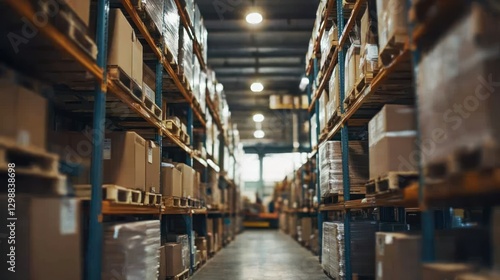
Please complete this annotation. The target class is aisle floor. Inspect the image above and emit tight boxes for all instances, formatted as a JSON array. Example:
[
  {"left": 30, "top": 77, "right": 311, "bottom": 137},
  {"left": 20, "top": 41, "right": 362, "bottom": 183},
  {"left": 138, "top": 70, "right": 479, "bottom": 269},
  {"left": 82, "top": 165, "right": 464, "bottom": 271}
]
[{"left": 192, "top": 230, "right": 329, "bottom": 280}]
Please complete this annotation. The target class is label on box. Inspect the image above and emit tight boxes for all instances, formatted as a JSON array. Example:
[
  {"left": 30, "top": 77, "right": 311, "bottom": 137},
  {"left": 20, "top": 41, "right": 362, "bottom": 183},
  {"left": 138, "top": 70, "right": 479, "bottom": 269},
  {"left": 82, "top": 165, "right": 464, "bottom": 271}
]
[
  {"left": 148, "top": 147, "right": 153, "bottom": 163},
  {"left": 103, "top": 139, "right": 111, "bottom": 160},
  {"left": 385, "top": 235, "right": 393, "bottom": 244},
  {"left": 60, "top": 199, "right": 77, "bottom": 235}
]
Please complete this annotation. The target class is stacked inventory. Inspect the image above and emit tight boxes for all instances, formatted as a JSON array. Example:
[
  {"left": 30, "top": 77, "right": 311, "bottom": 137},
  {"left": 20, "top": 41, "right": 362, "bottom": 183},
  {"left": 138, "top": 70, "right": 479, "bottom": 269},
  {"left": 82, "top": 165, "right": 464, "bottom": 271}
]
[{"left": 319, "top": 141, "right": 369, "bottom": 198}]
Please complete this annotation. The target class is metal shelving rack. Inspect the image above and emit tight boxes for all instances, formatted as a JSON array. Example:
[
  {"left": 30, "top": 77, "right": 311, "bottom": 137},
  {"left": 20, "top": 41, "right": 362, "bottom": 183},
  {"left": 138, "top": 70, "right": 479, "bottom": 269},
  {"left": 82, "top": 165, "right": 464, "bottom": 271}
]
[{"left": 1, "top": 0, "right": 239, "bottom": 278}]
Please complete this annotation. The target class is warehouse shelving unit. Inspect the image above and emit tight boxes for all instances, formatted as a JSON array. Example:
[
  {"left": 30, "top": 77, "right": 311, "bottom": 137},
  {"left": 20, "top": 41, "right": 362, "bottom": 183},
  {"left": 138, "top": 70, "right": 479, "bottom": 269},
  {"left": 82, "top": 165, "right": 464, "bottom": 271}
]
[{"left": 1, "top": 0, "right": 242, "bottom": 279}]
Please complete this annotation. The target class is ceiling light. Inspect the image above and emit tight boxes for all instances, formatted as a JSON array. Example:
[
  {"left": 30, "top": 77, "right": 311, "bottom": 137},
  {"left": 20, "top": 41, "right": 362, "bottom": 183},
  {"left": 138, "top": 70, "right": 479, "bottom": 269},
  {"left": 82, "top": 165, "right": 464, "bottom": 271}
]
[
  {"left": 246, "top": 12, "right": 263, "bottom": 25},
  {"left": 250, "top": 82, "right": 264, "bottom": 92},
  {"left": 253, "top": 113, "right": 265, "bottom": 123},
  {"left": 254, "top": 130, "right": 265, "bottom": 139},
  {"left": 216, "top": 83, "right": 224, "bottom": 92}
]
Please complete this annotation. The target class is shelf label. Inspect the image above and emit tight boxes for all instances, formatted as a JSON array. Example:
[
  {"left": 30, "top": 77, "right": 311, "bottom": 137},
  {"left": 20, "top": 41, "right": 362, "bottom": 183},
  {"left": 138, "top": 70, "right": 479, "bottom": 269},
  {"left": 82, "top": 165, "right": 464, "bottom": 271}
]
[
  {"left": 104, "top": 139, "right": 111, "bottom": 160},
  {"left": 60, "top": 199, "right": 77, "bottom": 235}
]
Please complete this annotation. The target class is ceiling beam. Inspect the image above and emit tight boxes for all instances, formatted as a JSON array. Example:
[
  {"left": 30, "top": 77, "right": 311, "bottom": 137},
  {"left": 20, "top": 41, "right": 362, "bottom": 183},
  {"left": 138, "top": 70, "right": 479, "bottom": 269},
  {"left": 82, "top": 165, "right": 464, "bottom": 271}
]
[{"left": 205, "top": 19, "right": 314, "bottom": 32}]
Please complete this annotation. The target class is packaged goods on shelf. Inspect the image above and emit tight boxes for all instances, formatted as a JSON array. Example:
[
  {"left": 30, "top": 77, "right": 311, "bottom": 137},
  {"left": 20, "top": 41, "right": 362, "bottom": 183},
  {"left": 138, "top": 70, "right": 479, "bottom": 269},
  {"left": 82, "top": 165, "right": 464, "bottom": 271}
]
[
  {"left": 320, "top": 29, "right": 330, "bottom": 69},
  {"left": 368, "top": 105, "right": 416, "bottom": 179},
  {"left": 193, "top": 171, "right": 201, "bottom": 199},
  {"left": 305, "top": 37, "right": 314, "bottom": 70},
  {"left": 422, "top": 263, "right": 477, "bottom": 280},
  {"left": 206, "top": 69, "right": 216, "bottom": 101},
  {"left": 166, "top": 234, "right": 190, "bottom": 271},
  {"left": 328, "top": 65, "right": 340, "bottom": 120},
  {"left": 65, "top": 0, "right": 91, "bottom": 27},
  {"left": 359, "top": 4, "right": 379, "bottom": 80},
  {"left": 322, "top": 222, "right": 344, "bottom": 278},
  {"left": 311, "top": 113, "right": 318, "bottom": 148},
  {"left": 131, "top": 32, "right": 143, "bottom": 88},
  {"left": 0, "top": 195, "right": 81, "bottom": 280},
  {"left": 108, "top": 9, "right": 134, "bottom": 79},
  {"left": 376, "top": 232, "right": 422, "bottom": 280},
  {"left": 102, "top": 221, "right": 160, "bottom": 280},
  {"left": 417, "top": 4, "right": 500, "bottom": 171},
  {"left": 159, "top": 245, "right": 167, "bottom": 279},
  {"left": 143, "top": 63, "right": 156, "bottom": 101},
  {"left": 300, "top": 218, "right": 312, "bottom": 246},
  {"left": 184, "top": 0, "right": 195, "bottom": 25},
  {"left": 176, "top": 163, "right": 195, "bottom": 198},
  {"left": 194, "top": 5, "right": 202, "bottom": 43},
  {"left": 344, "top": 44, "right": 361, "bottom": 101},
  {"left": 319, "top": 141, "right": 369, "bottom": 197},
  {"left": 145, "top": 141, "right": 160, "bottom": 192},
  {"left": 0, "top": 76, "right": 47, "bottom": 149},
  {"left": 135, "top": 0, "right": 164, "bottom": 36},
  {"left": 289, "top": 216, "right": 297, "bottom": 237},
  {"left": 206, "top": 114, "right": 214, "bottom": 156},
  {"left": 103, "top": 132, "right": 146, "bottom": 190},
  {"left": 164, "top": 0, "right": 180, "bottom": 64},
  {"left": 199, "top": 71, "right": 207, "bottom": 113},
  {"left": 179, "top": 26, "right": 194, "bottom": 89},
  {"left": 163, "top": 243, "right": 184, "bottom": 277},
  {"left": 319, "top": 90, "right": 328, "bottom": 131},
  {"left": 376, "top": 0, "right": 408, "bottom": 55},
  {"left": 161, "top": 162, "right": 182, "bottom": 197},
  {"left": 192, "top": 54, "right": 201, "bottom": 101}
]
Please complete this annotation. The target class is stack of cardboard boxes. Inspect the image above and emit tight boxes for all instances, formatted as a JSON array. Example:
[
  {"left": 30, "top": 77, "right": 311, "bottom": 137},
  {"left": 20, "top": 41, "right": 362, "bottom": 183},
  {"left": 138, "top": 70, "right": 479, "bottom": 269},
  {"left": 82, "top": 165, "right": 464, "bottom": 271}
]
[{"left": 161, "top": 162, "right": 200, "bottom": 200}]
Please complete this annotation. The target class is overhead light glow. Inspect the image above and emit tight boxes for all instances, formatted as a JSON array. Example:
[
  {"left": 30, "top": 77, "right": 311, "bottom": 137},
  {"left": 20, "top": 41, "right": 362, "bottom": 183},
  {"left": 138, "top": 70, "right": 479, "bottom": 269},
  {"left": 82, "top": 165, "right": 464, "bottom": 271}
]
[
  {"left": 299, "top": 76, "right": 310, "bottom": 91},
  {"left": 253, "top": 113, "right": 265, "bottom": 123},
  {"left": 246, "top": 12, "right": 263, "bottom": 25},
  {"left": 216, "top": 83, "right": 224, "bottom": 92},
  {"left": 301, "top": 77, "right": 310, "bottom": 85},
  {"left": 254, "top": 130, "right": 265, "bottom": 139},
  {"left": 250, "top": 82, "right": 264, "bottom": 92}
]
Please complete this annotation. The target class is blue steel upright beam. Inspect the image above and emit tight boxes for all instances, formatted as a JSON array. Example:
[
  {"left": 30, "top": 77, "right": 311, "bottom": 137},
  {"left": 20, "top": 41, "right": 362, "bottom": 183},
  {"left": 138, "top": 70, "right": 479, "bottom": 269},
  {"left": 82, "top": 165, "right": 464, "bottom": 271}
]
[
  {"left": 313, "top": 58, "right": 324, "bottom": 262},
  {"left": 406, "top": 0, "right": 435, "bottom": 262},
  {"left": 87, "top": 0, "right": 109, "bottom": 279},
  {"left": 337, "top": 0, "right": 352, "bottom": 278},
  {"left": 186, "top": 106, "right": 193, "bottom": 166}
]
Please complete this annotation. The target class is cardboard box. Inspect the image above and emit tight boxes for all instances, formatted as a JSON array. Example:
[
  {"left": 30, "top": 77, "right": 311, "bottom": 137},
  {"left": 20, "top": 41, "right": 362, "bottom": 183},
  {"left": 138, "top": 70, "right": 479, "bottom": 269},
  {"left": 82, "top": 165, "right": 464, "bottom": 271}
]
[
  {"left": 103, "top": 132, "right": 146, "bottom": 190},
  {"left": 369, "top": 105, "right": 417, "bottom": 179},
  {"left": 145, "top": 141, "right": 160, "bottom": 192},
  {"left": 65, "top": 0, "right": 91, "bottom": 26},
  {"left": 423, "top": 263, "right": 477, "bottom": 280},
  {"left": 195, "top": 237, "right": 207, "bottom": 251},
  {"left": 161, "top": 165, "right": 182, "bottom": 197},
  {"left": 0, "top": 195, "right": 81, "bottom": 280},
  {"left": 207, "top": 218, "right": 214, "bottom": 235},
  {"left": 176, "top": 163, "right": 195, "bottom": 198},
  {"left": 376, "top": 0, "right": 407, "bottom": 53},
  {"left": 193, "top": 171, "right": 201, "bottom": 199},
  {"left": 0, "top": 79, "right": 47, "bottom": 149},
  {"left": 165, "top": 243, "right": 184, "bottom": 277},
  {"left": 206, "top": 233, "right": 214, "bottom": 254},
  {"left": 376, "top": 232, "right": 421, "bottom": 280},
  {"left": 344, "top": 44, "right": 361, "bottom": 99},
  {"left": 301, "top": 217, "right": 312, "bottom": 246},
  {"left": 108, "top": 9, "right": 133, "bottom": 78},
  {"left": 131, "top": 32, "right": 143, "bottom": 88},
  {"left": 159, "top": 246, "right": 167, "bottom": 280}
]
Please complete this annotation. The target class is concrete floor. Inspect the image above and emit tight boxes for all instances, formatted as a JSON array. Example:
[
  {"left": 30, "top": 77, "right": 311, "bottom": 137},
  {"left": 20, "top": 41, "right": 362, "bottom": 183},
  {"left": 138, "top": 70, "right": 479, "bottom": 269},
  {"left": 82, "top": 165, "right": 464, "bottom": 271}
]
[{"left": 192, "top": 230, "right": 329, "bottom": 280}]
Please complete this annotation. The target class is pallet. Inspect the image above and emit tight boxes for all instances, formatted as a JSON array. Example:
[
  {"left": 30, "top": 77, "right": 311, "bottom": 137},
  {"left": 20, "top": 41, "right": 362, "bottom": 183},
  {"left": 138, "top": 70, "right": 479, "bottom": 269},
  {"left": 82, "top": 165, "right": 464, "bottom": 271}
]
[
  {"left": 142, "top": 95, "right": 162, "bottom": 120},
  {"left": 75, "top": 184, "right": 143, "bottom": 205},
  {"left": 143, "top": 191, "right": 162, "bottom": 206},
  {"left": 108, "top": 66, "right": 143, "bottom": 102},
  {"left": 365, "top": 172, "right": 419, "bottom": 194},
  {"left": 355, "top": 69, "right": 378, "bottom": 96},
  {"left": 164, "top": 119, "right": 182, "bottom": 138},
  {"left": 322, "top": 191, "right": 366, "bottom": 204},
  {"left": 327, "top": 108, "right": 342, "bottom": 130},
  {"left": 167, "top": 268, "right": 189, "bottom": 280},
  {"left": 343, "top": 86, "right": 360, "bottom": 110},
  {"left": 35, "top": 0, "right": 98, "bottom": 60},
  {"left": 379, "top": 31, "right": 408, "bottom": 67},
  {"left": 189, "top": 198, "right": 202, "bottom": 209},
  {"left": 163, "top": 196, "right": 189, "bottom": 208}
]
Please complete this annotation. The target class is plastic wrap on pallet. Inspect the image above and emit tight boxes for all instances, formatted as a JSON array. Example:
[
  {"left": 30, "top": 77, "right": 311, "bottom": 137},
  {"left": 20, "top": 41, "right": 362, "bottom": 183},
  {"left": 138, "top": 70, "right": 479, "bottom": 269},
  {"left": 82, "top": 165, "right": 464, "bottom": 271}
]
[
  {"left": 102, "top": 221, "right": 160, "bottom": 280},
  {"left": 201, "top": 24, "right": 208, "bottom": 63},
  {"left": 206, "top": 68, "right": 216, "bottom": 101},
  {"left": 184, "top": 0, "right": 195, "bottom": 26},
  {"left": 194, "top": 4, "right": 202, "bottom": 43},
  {"left": 138, "top": 0, "right": 164, "bottom": 35},
  {"left": 179, "top": 26, "right": 194, "bottom": 89},
  {"left": 192, "top": 54, "right": 201, "bottom": 101},
  {"left": 166, "top": 234, "right": 190, "bottom": 270},
  {"left": 328, "top": 65, "right": 340, "bottom": 118},
  {"left": 320, "top": 28, "right": 330, "bottom": 69},
  {"left": 319, "top": 141, "right": 369, "bottom": 197},
  {"left": 318, "top": 90, "right": 327, "bottom": 131},
  {"left": 344, "top": 44, "right": 361, "bottom": 99},
  {"left": 376, "top": 0, "right": 408, "bottom": 53},
  {"left": 199, "top": 71, "right": 207, "bottom": 113},
  {"left": 417, "top": 4, "right": 500, "bottom": 169},
  {"left": 164, "top": 0, "right": 179, "bottom": 64}
]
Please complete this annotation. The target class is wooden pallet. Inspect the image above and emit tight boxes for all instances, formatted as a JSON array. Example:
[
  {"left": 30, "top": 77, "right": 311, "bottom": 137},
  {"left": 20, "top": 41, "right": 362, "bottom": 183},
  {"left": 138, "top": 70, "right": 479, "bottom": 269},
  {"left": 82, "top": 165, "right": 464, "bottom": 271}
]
[
  {"left": 322, "top": 191, "right": 366, "bottom": 204},
  {"left": 36, "top": 0, "right": 97, "bottom": 59},
  {"left": 75, "top": 184, "right": 143, "bottom": 205},
  {"left": 142, "top": 95, "right": 162, "bottom": 120},
  {"left": 343, "top": 86, "right": 360, "bottom": 110},
  {"left": 143, "top": 191, "right": 162, "bottom": 206},
  {"left": 163, "top": 196, "right": 188, "bottom": 208},
  {"left": 167, "top": 268, "right": 189, "bottom": 280},
  {"left": 355, "top": 68, "right": 378, "bottom": 95},
  {"left": 164, "top": 119, "right": 182, "bottom": 137},
  {"left": 108, "top": 66, "right": 143, "bottom": 102},
  {"left": 327, "top": 108, "right": 342, "bottom": 130},
  {"left": 365, "top": 171, "right": 419, "bottom": 194},
  {"left": 379, "top": 31, "right": 408, "bottom": 67}
]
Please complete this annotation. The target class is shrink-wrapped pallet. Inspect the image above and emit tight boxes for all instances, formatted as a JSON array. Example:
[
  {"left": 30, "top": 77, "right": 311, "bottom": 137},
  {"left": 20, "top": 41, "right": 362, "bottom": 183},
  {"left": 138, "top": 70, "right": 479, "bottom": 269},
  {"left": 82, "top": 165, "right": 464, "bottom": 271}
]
[
  {"left": 328, "top": 65, "right": 340, "bottom": 121},
  {"left": 192, "top": 54, "right": 201, "bottom": 102},
  {"left": 136, "top": 0, "right": 164, "bottom": 35},
  {"left": 178, "top": 26, "right": 194, "bottom": 89},
  {"left": 164, "top": 0, "right": 179, "bottom": 64},
  {"left": 376, "top": 0, "right": 408, "bottom": 54},
  {"left": 166, "top": 234, "right": 190, "bottom": 271},
  {"left": 344, "top": 44, "right": 361, "bottom": 100},
  {"left": 102, "top": 221, "right": 161, "bottom": 280}
]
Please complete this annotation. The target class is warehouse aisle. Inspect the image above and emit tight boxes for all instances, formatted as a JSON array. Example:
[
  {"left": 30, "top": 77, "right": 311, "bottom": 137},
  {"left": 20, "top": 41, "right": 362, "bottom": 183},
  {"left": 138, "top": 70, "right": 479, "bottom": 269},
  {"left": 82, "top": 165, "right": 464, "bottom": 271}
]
[{"left": 192, "top": 230, "right": 329, "bottom": 280}]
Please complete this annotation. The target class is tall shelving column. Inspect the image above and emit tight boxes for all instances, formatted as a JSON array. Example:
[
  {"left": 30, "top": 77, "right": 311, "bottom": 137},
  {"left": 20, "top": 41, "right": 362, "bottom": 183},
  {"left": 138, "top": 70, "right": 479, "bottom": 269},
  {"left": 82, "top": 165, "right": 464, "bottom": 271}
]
[{"left": 87, "top": 0, "right": 109, "bottom": 279}]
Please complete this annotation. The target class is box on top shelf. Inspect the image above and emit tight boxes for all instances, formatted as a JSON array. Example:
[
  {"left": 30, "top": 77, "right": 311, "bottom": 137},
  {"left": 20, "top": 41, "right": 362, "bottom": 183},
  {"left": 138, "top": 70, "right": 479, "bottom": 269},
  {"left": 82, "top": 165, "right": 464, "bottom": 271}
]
[
  {"left": 369, "top": 104, "right": 417, "bottom": 179},
  {"left": 161, "top": 163, "right": 182, "bottom": 197},
  {"left": 417, "top": 3, "right": 500, "bottom": 172},
  {"left": 145, "top": 140, "right": 160, "bottom": 193},
  {"left": 376, "top": 0, "right": 408, "bottom": 54},
  {"left": 65, "top": 0, "right": 91, "bottom": 27},
  {"left": 0, "top": 77, "right": 47, "bottom": 150},
  {"left": 0, "top": 195, "right": 81, "bottom": 280},
  {"left": 103, "top": 132, "right": 146, "bottom": 191},
  {"left": 108, "top": 9, "right": 134, "bottom": 79},
  {"left": 164, "top": 0, "right": 180, "bottom": 64}
]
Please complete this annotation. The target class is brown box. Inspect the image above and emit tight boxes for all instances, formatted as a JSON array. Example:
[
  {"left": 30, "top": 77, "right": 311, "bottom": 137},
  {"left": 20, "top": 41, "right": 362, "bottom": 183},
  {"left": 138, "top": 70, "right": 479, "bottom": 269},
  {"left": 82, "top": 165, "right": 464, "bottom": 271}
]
[
  {"left": 176, "top": 163, "right": 195, "bottom": 198},
  {"left": 159, "top": 246, "right": 167, "bottom": 280},
  {"left": 145, "top": 140, "right": 160, "bottom": 192},
  {"left": 193, "top": 171, "right": 201, "bottom": 199},
  {"left": 0, "top": 195, "right": 81, "bottom": 280},
  {"left": 131, "top": 31, "right": 143, "bottom": 87},
  {"left": 207, "top": 218, "right": 214, "bottom": 235},
  {"left": 65, "top": 0, "right": 91, "bottom": 26},
  {"left": 165, "top": 243, "right": 184, "bottom": 277},
  {"left": 195, "top": 237, "right": 207, "bottom": 251},
  {"left": 103, "top": 132, "right": 146, "bottom": 190},
  {"left": 369, "top": 105, "right": 417, "bottom": 179},
  {"left": 376, "top": 0, "right": 407, "bottom": 53},
  {"left": 423, "top": 263, "right": 477, "bottom": 280},
  {"left": 376, "top": 232, "right": 421, "bottom": 280},
  {"left": 108, "top": 9, "right": 133, "bottom": 78},
  {"left": 344, "top": 44, "right": 361, "bottom": 99},
  {"left": 206, "top": 233, "right": 214, "bottom": 254},
  {"left": 161, "top": 165, "right": 182, "bottom": 197},
  {"left": 301, "top": 217, "right": 312, "bottom": 245},
  {"left": 0, "top": 79, "right": 47, "bottom": 150}
]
